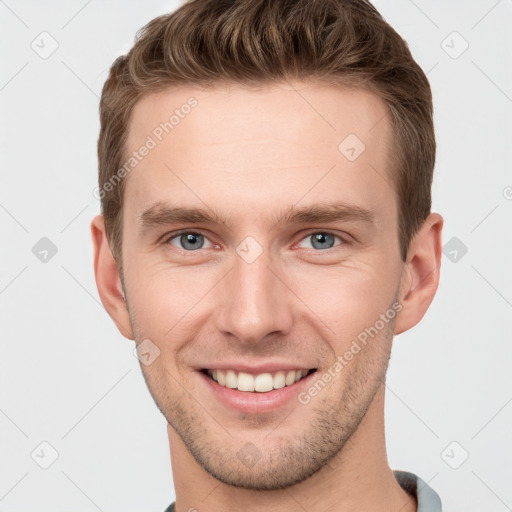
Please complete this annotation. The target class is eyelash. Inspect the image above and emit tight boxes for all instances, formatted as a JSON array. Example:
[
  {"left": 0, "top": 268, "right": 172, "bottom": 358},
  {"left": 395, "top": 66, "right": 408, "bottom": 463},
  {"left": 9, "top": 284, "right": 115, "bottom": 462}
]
[{"left": 161, "top": 229, "right": 350, "bottom": 252}]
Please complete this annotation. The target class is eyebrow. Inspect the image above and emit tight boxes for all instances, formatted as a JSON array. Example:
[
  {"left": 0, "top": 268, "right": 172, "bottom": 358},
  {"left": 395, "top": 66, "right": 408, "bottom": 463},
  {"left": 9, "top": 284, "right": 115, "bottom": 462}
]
[{"left": 139, "top": 201, "right": 376, "bottom": 232}]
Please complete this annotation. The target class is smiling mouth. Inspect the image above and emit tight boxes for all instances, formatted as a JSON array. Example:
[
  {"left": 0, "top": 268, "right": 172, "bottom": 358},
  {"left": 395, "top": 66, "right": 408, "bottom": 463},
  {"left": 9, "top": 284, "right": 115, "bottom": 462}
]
[{"left": 200, "top": 368, "right": 317, "bottom": 393}]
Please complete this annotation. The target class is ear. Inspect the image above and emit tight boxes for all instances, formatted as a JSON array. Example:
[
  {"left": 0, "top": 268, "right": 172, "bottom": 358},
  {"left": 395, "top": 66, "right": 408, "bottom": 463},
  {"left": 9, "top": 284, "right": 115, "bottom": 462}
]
[
  {"left": 394, "top": 212, "right": 444, "bottom": 335},
  {"left": 91, "top": 214, "right": 134, "bottom": 340}
]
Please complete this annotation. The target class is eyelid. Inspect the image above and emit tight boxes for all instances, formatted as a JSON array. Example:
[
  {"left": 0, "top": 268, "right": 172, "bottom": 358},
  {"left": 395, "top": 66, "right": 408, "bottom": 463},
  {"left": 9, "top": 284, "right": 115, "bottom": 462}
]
[
  {"left": 294, "top": 230, "right": 350, "bottom": 249},
  {"left": 161, "top": 229, "right": 216, "bottom": 249},
  {"left": 161, "top": 228, "right": 351, "bottom": 251}
]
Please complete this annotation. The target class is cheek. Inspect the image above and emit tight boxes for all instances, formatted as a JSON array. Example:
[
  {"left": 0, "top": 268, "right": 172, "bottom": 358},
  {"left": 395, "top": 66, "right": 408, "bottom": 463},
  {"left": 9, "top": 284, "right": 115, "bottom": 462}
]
[
  {"left": 125, "top": 245, "right": 400, "bottom": 348},
  {"left": 288, "top": 263, "right": 396, "bottom": 342},
  {"left": 125, "top": 259, "right": 221, "bottom": 339}
]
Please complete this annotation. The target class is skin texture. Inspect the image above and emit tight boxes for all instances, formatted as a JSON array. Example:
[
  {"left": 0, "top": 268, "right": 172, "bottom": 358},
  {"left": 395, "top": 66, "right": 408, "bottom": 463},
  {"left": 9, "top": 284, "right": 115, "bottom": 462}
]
[{"left": 92, "top": 80, "right": 443, "bottom": 512}]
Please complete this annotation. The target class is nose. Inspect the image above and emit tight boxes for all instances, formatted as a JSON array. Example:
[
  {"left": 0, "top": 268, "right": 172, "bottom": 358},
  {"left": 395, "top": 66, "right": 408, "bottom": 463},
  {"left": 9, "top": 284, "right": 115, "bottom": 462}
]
[{"left": 214, "top": 248, "right": 294, "bottom": 345}]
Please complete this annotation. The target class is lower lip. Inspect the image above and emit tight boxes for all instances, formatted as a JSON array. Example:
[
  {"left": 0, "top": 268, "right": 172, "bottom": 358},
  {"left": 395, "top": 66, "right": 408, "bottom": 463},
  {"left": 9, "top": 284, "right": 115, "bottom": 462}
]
[{"left": 197, "top": 370, "right": 316, "bottom": 414}]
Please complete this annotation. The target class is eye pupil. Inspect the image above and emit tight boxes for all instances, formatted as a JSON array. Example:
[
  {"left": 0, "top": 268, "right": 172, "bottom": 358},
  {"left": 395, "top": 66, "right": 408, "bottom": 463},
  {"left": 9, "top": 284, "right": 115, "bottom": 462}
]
[
  {"left": 181, "top": 233, "right": 204, "bottom": 250},
  {"left": 310, "top": 232, "right": 336, "bottom": 250}
]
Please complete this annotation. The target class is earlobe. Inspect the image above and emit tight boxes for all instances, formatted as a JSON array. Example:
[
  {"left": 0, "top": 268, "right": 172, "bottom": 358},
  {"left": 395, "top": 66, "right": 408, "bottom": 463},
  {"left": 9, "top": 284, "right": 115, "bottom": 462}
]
[
  {"left": 91, "top": 214, "right": 134, "bottom": 340},
  {"left": 394, "top": 213, "right": 444, "bottom": 335}
]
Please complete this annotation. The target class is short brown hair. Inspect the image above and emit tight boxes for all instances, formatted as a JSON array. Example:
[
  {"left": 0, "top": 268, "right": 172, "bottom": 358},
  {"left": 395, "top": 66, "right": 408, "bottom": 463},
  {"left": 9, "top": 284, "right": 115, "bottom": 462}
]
[{"left": 98, "top": 0, "right": 435, "bottom": 266}]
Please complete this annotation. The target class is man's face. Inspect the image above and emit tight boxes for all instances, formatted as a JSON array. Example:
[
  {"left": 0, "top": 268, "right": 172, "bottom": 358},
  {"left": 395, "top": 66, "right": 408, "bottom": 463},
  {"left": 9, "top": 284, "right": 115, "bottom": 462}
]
[{"left": 121, "top": 81, "right": 405, "bottom": 489}]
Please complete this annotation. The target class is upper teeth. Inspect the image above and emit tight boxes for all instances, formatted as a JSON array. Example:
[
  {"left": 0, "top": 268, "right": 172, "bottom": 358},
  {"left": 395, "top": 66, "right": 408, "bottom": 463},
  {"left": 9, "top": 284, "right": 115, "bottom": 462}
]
[{"left": 208, "top": 369, "right": 310, "bottom": 393}]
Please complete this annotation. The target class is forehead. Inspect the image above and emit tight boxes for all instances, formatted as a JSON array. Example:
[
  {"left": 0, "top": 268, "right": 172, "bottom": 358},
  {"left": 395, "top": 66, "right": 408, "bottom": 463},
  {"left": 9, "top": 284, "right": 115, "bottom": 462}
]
[
  {"left": 124, "top": 80, "right": 394, "bottom": 223},
  {"left": 127, "top": 80, "right": 390, "bottom": 155}
]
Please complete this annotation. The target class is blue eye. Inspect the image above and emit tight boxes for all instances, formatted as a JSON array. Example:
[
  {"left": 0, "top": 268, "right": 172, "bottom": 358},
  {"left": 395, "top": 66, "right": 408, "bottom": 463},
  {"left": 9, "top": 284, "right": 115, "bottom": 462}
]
[
  {"left": 163, "top": 230, "right": 346, "bottom": 253},
  {"left": 166, "top": 232, "right": 214, "bottom": 251},
  {"left": 298, "top": 232, "right": 343, "bottom": 250}
]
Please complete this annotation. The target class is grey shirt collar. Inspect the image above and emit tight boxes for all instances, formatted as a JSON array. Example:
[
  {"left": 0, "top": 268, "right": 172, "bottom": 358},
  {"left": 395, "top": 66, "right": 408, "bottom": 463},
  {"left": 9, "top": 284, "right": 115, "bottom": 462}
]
[{"left": 394, "top": 470, "right": 442, "bottom": 511}]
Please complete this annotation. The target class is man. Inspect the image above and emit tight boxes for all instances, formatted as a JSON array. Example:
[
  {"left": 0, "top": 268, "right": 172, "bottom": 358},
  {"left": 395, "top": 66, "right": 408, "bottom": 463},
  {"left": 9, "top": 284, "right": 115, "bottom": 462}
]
[{"left": 91, "top": 0, "right": 444, "bottom": 510}]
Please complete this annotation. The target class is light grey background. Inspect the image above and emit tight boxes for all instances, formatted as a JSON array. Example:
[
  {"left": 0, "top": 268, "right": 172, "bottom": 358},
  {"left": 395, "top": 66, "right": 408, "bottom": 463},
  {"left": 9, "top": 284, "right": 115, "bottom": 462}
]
[{"left": 1, "top": 1, "right": 511, "bottom": 511}]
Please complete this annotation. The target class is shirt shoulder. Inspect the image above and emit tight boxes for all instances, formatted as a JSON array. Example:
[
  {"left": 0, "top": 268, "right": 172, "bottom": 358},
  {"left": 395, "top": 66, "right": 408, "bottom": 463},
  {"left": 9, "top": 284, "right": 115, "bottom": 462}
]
[
  {"left": 393, "top": 469, "right": 442, "bottom": 512},
  {"left": 164, "top": 471, "right": 441, "bottom": 512}
]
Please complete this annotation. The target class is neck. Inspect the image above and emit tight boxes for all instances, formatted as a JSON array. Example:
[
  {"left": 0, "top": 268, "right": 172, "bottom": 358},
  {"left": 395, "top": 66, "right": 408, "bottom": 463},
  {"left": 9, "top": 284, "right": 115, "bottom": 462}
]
[{"left": 168, "top": 385, "right": 416, "bottom": 512}]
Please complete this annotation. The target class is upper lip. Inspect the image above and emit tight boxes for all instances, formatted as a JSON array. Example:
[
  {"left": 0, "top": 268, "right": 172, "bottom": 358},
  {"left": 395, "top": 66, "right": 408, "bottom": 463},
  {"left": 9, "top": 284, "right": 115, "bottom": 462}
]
[{"left": 197, "top": 362, "right": 317, "bottom": 375}]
